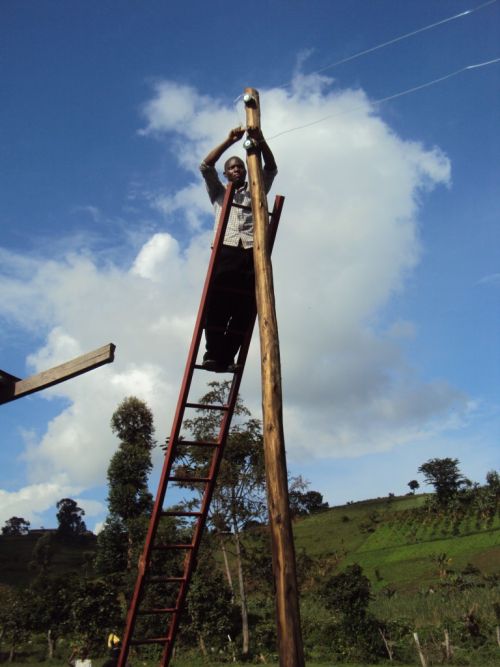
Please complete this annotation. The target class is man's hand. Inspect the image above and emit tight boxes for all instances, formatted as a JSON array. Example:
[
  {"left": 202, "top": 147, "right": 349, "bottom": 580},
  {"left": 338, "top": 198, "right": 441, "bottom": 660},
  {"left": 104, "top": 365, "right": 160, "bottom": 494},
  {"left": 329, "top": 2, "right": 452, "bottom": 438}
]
[
  {"left": 228, "top": 127, "right": 245, "bottom": 143},
  {"left": 202, "top": 127, "right": 246, "bottom": 167}
]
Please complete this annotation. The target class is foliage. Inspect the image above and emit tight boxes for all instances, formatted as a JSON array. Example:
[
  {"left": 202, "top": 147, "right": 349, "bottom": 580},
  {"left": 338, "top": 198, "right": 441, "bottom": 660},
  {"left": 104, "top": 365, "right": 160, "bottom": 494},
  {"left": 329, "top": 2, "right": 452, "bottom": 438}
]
[
  {"left": 98, "top": 396, "right": 155, "bottom": 573},
  {"left": 0, "top": 586, "right": 33, "bottom": 660},
  {"left": 322, "top": 563, "right": 372, "bottom": 618},
  {"left": 321, "top": 564, "right": 386, "bottom": 662},
  {"left": 107, "top": 396, "right": 155, "bottom": 523},
  {"left": 95, "top": 517, "right": 128, "bottom": 574},
  {"left": 2, "top": 516, "right": 30, "bottom": 536},
  {"left": 185, "top": 542, "right": 238, "bottom": 656},
  {"left": 290, "top": 489, "right": 329, "bottom": 517},
  {"left": 418, "top": 457, "right": 468, "bottom": 506},
  {"left": 56, "top": 498, "right": 87, "bottom": 537},
  {"left": 28, "top": 574, "right": 75, "bottom": 658},
  {"left": 70, "top": 577, "right": 122, "bottom": 651},
  {"left": 29, "top": 531, "right": 55, "bottom": 574},
  {"left": 407, "top": 480, "right": 419, "bottom": 494}
]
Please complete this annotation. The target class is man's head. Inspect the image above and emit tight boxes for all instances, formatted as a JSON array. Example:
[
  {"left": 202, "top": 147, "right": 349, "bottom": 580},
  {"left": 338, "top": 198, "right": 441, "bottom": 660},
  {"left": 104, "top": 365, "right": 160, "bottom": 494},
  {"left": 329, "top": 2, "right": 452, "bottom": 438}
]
[{"left": 223, "top": 156, "right": 246, "bottom": 187}]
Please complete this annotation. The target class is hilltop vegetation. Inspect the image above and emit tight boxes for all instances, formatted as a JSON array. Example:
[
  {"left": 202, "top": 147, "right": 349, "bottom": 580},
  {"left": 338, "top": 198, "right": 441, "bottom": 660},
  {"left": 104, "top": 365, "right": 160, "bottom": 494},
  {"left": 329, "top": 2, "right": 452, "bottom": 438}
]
[{"left": 2, "top": 492, "right": 498, "bottom": 665}]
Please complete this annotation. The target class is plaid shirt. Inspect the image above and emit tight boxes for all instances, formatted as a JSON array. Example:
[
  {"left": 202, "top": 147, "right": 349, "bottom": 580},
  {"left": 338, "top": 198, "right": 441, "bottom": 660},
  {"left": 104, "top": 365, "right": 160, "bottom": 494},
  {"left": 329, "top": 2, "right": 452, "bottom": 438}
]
[{"left": 200, "top": 160, "right": 277, "bottom": 249}]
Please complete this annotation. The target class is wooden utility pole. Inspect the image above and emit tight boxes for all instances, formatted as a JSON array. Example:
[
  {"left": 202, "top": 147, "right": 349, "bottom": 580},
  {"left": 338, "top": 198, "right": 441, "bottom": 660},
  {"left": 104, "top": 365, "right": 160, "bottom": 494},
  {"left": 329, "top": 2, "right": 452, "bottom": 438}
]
[{"left": 244, "top": 87, "right": 305, "bottom": 667}]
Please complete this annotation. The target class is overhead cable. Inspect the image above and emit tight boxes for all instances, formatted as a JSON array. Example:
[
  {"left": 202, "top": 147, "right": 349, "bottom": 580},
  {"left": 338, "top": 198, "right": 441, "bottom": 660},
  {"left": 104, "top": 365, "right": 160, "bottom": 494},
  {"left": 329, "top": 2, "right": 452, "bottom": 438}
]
[
  {"left": 307, "top": 0, "right": 498, "bottom": 80},
  {"left": 266, "top": 58, "right": 500, "bottom": 142}
]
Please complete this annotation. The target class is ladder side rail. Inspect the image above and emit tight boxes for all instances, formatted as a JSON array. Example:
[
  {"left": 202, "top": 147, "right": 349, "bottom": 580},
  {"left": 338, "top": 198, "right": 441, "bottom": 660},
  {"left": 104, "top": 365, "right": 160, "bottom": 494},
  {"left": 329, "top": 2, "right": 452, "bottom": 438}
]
[
  {"left": 118, "top": 183, "right": 236, "bottom": 667},
  {"left": 161, "top": 194, "right": 285, "bottom": 666}
]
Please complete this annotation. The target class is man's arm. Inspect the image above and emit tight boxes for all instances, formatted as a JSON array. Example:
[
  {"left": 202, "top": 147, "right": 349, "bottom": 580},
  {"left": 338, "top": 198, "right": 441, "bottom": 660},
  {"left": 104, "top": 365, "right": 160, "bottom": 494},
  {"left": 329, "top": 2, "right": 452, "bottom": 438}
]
[
  {"left": 202, "top": 127, "right": 245, "bottom": 166},
  {"left": 248, "top": 128, "right": 277, "bottom": 172}
]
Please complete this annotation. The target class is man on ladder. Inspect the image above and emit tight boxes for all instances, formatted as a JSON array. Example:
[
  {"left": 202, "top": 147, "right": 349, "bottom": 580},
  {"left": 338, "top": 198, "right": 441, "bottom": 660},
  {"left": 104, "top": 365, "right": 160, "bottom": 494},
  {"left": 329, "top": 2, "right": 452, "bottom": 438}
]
[{"left": 199, "top": 126, "right": 278, "bottom": 372}]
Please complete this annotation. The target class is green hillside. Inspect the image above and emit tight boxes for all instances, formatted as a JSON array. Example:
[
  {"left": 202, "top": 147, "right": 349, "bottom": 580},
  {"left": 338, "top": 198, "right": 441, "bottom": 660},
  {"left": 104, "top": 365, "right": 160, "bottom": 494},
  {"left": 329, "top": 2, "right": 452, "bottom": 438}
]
[
  {"left": 293, "top": 494, "right": 500, "bottom": 592},
  {"left": 0, "top": 530, "right": 97, "bottom": 587},
  {"left": 1, "top": 494, "right": 499, "bottom": 665},
  {"left": 2, "top": 494, "right": 498, "bottom": 594}
]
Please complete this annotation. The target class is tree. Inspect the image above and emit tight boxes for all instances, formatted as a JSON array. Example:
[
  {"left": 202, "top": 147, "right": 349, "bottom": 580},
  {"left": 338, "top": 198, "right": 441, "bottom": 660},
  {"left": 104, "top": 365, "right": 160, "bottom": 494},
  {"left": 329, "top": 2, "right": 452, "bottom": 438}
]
[
  {"left": 1, "top": 516, "right": 30, "bottom": 536},
  {"left": 70, "top": 578, "right": 122, "bottom": 652},
  {"left": 29, "top": 575, "right": 75, "bottom": 658},
  {"left": 0, "top": 587, "right": 33, "bottom": 662},
  {"left": 95, "top": 517, "right": 128, "bottom": 574},
  {"left": 408, "top": 480, "right": 420, "bottom": 494},
  {"left": 289, "top": 479, "right": 329, "bottom": 517},
  {"left": 98, "top": 396, "right": 155, "bottom": 572},
  {"left": 418, "top": 457, "right": 467, "bottom": 505},
  {"left": 321, "top": 564, "right": 385, "bottom": 662},
  {"left": 29, "top": 532, "right": 55, "bottom": 574},
  {"left": 186, "top": 541, "right": 237, "bottom": 658},
  {"left": 56, "top": 498, "right": 86, "bottom": 537},
  {"left": 485, "top": 469, "right": 500, "bottom": 493},
  {"left": 322, "top": 564, "right": 371, "bottom": 619},
  {"left": 176, "top": 381, "right": 267, "bottom": 657}
]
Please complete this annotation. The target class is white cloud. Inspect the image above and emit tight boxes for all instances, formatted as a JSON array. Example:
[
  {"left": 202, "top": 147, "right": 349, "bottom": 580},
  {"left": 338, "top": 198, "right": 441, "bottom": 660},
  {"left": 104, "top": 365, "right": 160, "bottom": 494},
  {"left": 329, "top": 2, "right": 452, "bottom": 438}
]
[
  {"left": 0, "top": 480, "right": 78, "bottom": 527},
  {"left": 1, "top": 73, "right": 465, "bottom": 523}
]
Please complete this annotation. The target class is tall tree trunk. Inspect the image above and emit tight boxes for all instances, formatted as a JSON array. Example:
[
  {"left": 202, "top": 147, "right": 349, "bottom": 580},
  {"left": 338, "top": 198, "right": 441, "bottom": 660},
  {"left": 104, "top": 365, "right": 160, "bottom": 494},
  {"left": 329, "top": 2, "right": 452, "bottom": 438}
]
[
  {"left": 127, "top": 531, "right": 133, "bottom": 571},
  {"left": 232, "top": 517, "right": 249, "bottom": 655},
  {"left": 47, "top": 629, "right": 55, "bottom": 659},
  {"left": 198, "top": 633, "right": 207, "bottom": 656},
  {"left": 218, "top": 534, "right": 235, "bottom": 602}
]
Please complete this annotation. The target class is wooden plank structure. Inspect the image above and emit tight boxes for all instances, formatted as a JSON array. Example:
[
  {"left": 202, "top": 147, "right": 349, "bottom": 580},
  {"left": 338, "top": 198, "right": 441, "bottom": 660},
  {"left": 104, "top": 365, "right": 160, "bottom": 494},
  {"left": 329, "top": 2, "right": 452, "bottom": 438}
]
[
  {"left": 0, "top": 343, "right": 115, "bottom": 405},
  {"left": 244, "top": 88, "right": 305, "bottom": 667}
]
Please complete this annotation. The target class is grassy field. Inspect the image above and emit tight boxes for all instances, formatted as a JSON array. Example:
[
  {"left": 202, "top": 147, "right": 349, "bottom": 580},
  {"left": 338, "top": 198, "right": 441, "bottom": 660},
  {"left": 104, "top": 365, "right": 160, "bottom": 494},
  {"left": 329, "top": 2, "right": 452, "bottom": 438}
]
[{"left": 292, "top": 494, "right": 500, "bottom": 594}]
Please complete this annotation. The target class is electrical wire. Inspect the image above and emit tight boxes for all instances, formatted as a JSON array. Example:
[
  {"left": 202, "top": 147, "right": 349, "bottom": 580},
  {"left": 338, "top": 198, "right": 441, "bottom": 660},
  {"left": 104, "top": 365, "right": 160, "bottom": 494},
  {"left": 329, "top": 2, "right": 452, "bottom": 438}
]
[
  {"left": 265, "top": 58, "right": 500, "bottom": 142},
  {"left": 301, "top": 0, "right": 498, "bottom": 82},
  {"left": 231, "top": 1, "right": 499, "bottom": 138}
]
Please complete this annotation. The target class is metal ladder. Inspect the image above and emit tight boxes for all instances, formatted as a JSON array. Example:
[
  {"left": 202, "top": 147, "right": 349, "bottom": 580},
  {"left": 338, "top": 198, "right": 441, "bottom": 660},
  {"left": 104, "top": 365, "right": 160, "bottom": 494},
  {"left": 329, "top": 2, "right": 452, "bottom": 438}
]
[{"left": 118, "top": 182, "right": 284, "bottom": 667}]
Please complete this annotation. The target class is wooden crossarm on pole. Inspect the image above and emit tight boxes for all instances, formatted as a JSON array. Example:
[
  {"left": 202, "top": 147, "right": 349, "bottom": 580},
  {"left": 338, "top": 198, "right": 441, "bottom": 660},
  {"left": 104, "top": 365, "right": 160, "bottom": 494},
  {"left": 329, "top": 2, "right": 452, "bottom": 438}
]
[
  {"left": 244, "top": 87, "right": 305, "bottom": 667},
  {"left": 0, "top": 343, "right": 116, "bottom": 405}
]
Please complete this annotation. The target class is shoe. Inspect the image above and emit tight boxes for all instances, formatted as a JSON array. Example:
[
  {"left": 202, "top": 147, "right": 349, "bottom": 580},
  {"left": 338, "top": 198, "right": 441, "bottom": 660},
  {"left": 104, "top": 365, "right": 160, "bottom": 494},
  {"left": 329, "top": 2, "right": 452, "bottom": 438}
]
[
  {"left": 227, "top": 363, "right": 242, "bottom": 373},
  {"left": 202, "top": 353, "right": 233, "bottom": 372},
  {"left": 201, "top": 357, "right": 224, "bottom": 372}
]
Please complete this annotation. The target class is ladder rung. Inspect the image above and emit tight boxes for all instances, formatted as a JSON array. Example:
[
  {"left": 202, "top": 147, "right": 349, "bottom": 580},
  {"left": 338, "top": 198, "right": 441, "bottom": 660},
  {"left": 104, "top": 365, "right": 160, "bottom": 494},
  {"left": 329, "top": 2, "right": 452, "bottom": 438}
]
[
  {"left": 147, "top": 575, "right": 186, "bottom": 583},
  {"left": 153, "top": 543, "right": 194, "bottom": 550},
  {"left": 174, "top": 439, "right": 219, "bottom": 448},
  {"left": 231, "top": 202, "right": 252, "bottom": 211},
  {"left": 130, "top": 637, "right": 169, "bottom": 646},
  {"left": 185, "top": 402, "right": 228, "bottom": 411},
  {"left": 138, "top": 607, "right": 178, "bottom": 615},
  {"left": 192, "top": 363, "right": 236, "bottom": 372},
  {"left": 168, "top": 476, "right": 211, "bottom": 483},
  {"left": 161, "top": 510, "right": 203, "bottom": 517}
]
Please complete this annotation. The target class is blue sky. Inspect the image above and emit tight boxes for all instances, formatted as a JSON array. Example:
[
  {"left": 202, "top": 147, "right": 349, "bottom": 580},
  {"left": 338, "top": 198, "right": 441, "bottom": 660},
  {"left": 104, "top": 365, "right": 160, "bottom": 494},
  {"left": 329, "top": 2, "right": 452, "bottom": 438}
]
[{"left": 1, "top": 0, "right": 499, "bottom": 532}]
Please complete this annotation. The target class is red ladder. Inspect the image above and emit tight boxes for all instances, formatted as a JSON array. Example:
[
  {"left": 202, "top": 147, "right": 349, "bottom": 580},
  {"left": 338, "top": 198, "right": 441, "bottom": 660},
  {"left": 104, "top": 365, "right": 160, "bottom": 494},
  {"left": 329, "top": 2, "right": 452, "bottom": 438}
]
[{"left": 118, "top": 182, "right": 284, "bottom": 667}]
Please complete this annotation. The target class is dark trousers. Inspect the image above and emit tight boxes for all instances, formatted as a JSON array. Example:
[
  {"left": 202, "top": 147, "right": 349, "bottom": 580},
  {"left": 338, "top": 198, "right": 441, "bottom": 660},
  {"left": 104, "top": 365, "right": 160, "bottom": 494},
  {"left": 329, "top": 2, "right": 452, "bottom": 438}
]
[{"left": 205, "top": 244, "right": 255, "bottom": 363}]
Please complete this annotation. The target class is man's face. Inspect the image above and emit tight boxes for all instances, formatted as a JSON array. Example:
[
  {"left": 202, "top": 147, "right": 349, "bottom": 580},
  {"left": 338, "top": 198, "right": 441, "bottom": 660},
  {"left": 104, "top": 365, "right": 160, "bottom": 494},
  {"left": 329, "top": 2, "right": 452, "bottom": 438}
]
[{"left": 224, "top": 157, "right": 246, "bottom": 186}]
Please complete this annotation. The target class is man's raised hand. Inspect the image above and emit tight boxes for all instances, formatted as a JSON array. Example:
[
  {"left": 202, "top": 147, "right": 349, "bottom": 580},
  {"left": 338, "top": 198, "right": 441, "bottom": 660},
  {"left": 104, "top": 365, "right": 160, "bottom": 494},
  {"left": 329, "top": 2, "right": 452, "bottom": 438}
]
[{"left": 228, "top": 127, "right": 245, "bottom": 143}]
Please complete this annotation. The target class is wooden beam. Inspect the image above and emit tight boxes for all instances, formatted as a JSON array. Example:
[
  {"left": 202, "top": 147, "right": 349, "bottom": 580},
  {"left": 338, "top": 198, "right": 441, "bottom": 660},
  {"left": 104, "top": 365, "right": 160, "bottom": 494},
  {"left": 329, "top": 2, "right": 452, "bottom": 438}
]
[
  {"left": 0, "top": 343, "right": 116, "bottom": 405},
  {"left": 244, "top": 87, "right": 305, "bottom": 667}
]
